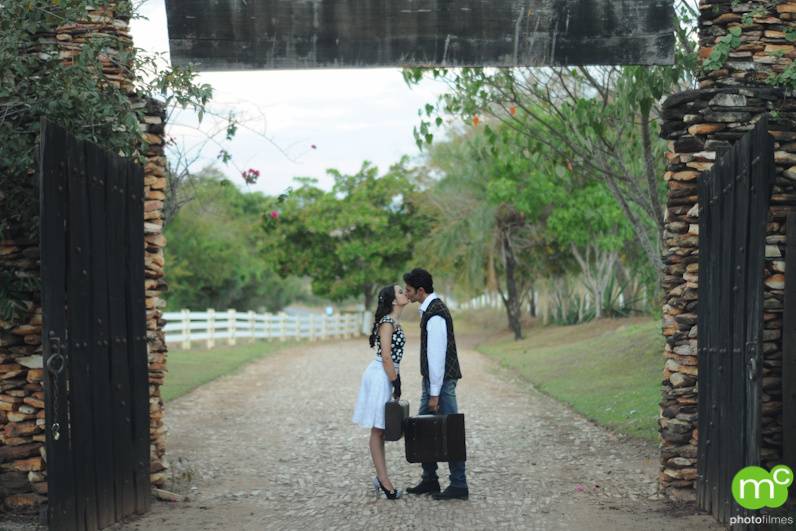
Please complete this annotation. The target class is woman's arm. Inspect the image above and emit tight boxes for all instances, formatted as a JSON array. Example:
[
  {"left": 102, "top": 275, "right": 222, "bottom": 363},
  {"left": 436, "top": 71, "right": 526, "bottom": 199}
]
[{"left": 379, "top": 323, "right": 398, "bottom": 382}]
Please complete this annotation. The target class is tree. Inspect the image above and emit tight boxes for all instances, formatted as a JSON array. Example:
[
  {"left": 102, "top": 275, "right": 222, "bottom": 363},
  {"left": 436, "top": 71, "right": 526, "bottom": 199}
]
[
  {"left": 164, "top": 167, "right": 305, "bottom": 311},
  {"left": 0, "top": 1, "right": 218, "bottom": 240},
  {"left": 262, "top": 159, "right": 430, "bottom": 308},
  {"left": 419, "top": 127, "right": 563, "bottom": 339},
  {"left": 482, "top": 121, "right": 638, "bottom": 319},
  {"left": 402, "top": 2, "right": 699, "bottom": 279},
  {"left": 546, "top": 182, "right": 635, "bottom": 319}
]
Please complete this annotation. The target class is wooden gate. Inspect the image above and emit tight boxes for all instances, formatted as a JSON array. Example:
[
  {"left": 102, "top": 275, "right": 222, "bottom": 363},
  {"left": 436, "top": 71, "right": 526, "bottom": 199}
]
[
  {"left": 39, "top": 120, "right": 151, "bottom": 530},
  {"left": 696, "top": 117, "right": 774, "bottom": 525}
]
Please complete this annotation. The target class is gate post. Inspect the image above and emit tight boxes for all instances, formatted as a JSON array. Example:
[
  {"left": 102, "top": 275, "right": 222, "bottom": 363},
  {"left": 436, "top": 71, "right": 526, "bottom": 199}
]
[
  {"left": 181, "top": 309, "right": 190, "bottom": 350},
  {"left": 207, "top": 309, "right": 215, "bottom": 349},
  {"left": 248, "top": 310, "right": 256, "bottom": 343},
  {"left": 228, "top": 309, "right": 236, "bottom": 346},
  {"left": 659, "top": 0, "right": 796, "bottom": 510}
]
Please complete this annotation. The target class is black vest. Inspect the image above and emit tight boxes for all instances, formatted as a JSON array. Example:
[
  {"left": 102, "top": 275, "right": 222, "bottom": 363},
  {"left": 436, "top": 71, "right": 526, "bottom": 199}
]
[{"left": 420, "top": 297, "right": 462, "bottom": 381}]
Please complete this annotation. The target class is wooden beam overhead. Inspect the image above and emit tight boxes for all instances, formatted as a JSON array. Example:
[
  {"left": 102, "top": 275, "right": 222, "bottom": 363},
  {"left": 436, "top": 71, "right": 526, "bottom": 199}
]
[{"left": 164, "top": 0, "right": 675, "bottom": 71}]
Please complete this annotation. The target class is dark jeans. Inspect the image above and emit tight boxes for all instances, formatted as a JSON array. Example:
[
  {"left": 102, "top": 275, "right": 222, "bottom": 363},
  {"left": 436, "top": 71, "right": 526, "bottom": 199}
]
[{"left": 418, "top": 378, "right": 468, "bottom": 489}]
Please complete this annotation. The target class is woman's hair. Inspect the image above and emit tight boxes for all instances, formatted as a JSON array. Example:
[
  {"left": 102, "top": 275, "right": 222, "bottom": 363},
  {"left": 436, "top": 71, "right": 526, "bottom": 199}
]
[{"left": 369, "top": 285, "right": 397, "bottom": 348}]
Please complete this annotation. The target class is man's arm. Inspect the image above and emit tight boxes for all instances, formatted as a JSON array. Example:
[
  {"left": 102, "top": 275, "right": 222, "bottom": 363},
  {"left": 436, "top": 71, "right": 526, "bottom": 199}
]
[{"left": 427, "top": 315, "right": 447, "bottom": 396}]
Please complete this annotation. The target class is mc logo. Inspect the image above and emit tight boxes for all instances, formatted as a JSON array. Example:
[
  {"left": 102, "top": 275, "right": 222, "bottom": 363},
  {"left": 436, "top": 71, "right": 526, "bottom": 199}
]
[{"left": 732, "top": 465, "right": 793, "bottom": 510}]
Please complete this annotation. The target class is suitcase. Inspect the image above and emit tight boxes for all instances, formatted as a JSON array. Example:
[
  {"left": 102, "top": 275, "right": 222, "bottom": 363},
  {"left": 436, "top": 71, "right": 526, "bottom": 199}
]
[
  {"left": 404, "top": 413, "right": 466, "bottom": 463},
  {"left": 384, "top": 399, "right": 410, "bottom": 441}
]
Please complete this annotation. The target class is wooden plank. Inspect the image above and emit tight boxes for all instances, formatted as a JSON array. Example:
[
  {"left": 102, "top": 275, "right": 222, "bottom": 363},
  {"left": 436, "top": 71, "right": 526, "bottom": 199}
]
[
  {"left": 66, "top": 134, "right": 99, "bottom": 531},
  {"left": 107, "top": 154, "right": 136, "bottom": 519},
  {"left": 697, "top": 161, "right": 721, "bottom": 511},
  {"left": 716, "top": 145, "right": 736, "bottom": 524},
  {"left": 86, "top": 140, "right": 116, "bottom": 528},
  {"left": 784, "top": 213, "right": 796, "bottom": 498},
  {"left": 695, "top": 169, "right": 710, "bottom": 509},
  {"left": 745, "top": 118, "right": 771, "bottom": 469},
  {"left": 164, "top": 0, "right": 676, "bottom": 70},
  {"left": 707, "top": 153, "right": 724, "bottom": 518},
  {"left": 728, "top": 131, "right": 752, "bottom": 523},
  {"left": 124, "top": 161, "right": 152, "bottom": 514},
  {"left": 39, "top": 120, "right": 78, "bottom": 531}
]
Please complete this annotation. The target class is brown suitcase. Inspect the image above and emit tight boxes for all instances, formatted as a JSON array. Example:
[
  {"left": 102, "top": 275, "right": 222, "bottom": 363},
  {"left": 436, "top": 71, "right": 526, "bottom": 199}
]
[
  {"left": 404, "top": 413, "right": 466, "bottom": 463},
  {"left": 384, "top": 399, "right": 409, "bottom": 441}
]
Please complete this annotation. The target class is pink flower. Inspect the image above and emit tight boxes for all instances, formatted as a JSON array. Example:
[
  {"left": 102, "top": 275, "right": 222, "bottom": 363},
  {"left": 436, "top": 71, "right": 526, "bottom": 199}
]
[
  {"left": 575, "top": 484, "right": 585, "bottom": 493},
  {"left": 270, "top": 210, "right": 279, "bottom": 220},
  {"left": 241, "top": 168, "right": 261, "bottom": 184}
]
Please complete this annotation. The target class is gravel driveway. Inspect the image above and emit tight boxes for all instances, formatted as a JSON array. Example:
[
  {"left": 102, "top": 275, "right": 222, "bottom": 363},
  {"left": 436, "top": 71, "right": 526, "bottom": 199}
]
[{"left": 94, "top": 333, "right": 721, "bottom": 530}]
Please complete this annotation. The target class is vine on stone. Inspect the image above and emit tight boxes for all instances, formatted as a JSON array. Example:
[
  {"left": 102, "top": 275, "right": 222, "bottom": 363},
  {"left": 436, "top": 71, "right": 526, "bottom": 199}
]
[{"left": 0, "top": 0, "right": 213, "bottom": 242}]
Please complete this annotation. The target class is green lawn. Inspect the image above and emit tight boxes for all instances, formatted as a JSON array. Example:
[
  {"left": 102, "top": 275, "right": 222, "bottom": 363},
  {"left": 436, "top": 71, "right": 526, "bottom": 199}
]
[
  {"left": 161, "top": 340, "right": 303, "bottom": 402},
  {"left": 477, "top": 317, "right": 664, "bottom": 443}
]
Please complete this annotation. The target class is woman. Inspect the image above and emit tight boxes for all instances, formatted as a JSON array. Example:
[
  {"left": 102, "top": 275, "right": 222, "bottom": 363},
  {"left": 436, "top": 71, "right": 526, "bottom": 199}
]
[{"left": 352, "top": 284, "right": 408, "bottom": 500}]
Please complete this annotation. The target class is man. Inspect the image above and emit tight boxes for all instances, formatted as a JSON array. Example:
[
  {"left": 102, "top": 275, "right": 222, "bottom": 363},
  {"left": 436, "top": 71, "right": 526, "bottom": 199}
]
[{"left": 403, "top": 268, "right": 468, "bottom": 501}]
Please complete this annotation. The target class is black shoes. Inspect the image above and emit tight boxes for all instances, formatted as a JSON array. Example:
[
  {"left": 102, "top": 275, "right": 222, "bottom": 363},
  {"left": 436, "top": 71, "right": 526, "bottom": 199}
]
[
  {"left": 432, "top": 485, "right": 469, "bottom": 500},
  {"left": 406, "top": 479, "right": 441, "bottom": 495},
  {"left": 373, "top": 477, "right": 401, "bottom": 500}
]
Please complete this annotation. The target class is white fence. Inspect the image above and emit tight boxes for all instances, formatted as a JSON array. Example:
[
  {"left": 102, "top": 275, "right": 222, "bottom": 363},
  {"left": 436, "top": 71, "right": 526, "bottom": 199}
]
[
  {"left": 446, "top": 292, "right": 503, "bottom": 311},
  {"left": 163, "top": 309, "right": 369, "bottom": 350}
]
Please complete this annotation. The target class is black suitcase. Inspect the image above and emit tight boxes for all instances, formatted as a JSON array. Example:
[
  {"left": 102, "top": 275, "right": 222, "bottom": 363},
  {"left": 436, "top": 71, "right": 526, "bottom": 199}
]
[
  {"left": 404, "top": 413, "right": 466, "bottom": 463},
  {"left": 384, "top": 400, "right": 410, "bottom": 441}
]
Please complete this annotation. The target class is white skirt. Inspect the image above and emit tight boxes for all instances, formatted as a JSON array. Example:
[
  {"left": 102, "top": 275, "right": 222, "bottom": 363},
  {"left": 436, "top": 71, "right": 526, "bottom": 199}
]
[{"left": 352, "top": 359, "right": 395, "bottom": 429}]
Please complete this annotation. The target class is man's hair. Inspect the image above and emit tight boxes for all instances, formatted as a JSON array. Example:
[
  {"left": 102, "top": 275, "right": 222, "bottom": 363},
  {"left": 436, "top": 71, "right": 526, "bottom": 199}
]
[{"left": 403, "top": 268, "right": 434, "bottom": 294}]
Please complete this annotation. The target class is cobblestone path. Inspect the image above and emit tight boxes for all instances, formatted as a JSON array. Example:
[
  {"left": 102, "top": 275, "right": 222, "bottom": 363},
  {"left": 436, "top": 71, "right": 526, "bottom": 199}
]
[{"left": 105, "top": 335, "right": 721, "bottom": 531}]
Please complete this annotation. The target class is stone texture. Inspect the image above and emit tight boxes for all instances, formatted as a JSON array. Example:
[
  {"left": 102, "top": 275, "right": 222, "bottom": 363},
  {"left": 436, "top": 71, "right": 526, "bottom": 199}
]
[
  {"left": 105, "top": 339, "right": 720, "bottom": 531},
  {"left": 658, "top": 0, "right": 794, "bottom": 501},
  {"left": 0, "top": 3, "right": 169, "bottom": 514}
]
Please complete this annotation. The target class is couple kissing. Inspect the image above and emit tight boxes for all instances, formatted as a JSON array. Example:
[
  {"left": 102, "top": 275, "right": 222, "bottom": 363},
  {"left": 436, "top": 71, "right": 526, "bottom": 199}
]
[{"left": 352, "top": 268, "right": 468, "bottom": 501}]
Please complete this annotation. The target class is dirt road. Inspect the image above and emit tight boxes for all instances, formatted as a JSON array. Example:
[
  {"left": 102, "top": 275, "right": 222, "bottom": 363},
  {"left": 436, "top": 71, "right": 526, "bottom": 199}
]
[{"left": 103, "top": 335, "right": 720, "bottom": 531}]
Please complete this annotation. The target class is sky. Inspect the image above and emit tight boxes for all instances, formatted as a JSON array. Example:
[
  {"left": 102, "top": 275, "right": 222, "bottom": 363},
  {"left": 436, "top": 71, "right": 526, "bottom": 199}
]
[{"left": 130, "top": 0, "right": 451, "bottom": 196}]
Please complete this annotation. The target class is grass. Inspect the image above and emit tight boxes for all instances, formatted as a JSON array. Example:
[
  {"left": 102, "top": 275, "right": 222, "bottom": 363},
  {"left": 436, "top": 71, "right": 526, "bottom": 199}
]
[
  {"left": 477, "top": 316, "right": 664, "bottom": 443},
  {"left": 161, "top": 340, "right": 303, "bottom": 402}
]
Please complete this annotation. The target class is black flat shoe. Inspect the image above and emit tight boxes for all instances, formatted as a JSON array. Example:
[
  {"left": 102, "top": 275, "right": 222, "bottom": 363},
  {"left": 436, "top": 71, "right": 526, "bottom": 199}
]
[
  {"left": 432, "top": 486, "right": 469, "bottom": 500},
  {"left": 373, "top": 477, "right": 401, "bottom": 500},
  {"left": 406, "top": 480, "right": 441, "bottom": 495}
]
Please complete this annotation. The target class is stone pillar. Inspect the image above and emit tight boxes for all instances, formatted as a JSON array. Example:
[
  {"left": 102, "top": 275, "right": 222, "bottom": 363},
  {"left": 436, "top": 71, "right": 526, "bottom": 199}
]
[
  {"left": 140, "top": 97, "right": 170, "bottom": 487},
  {"left": 0, "top": 4, "right": 169, "bottom": 514},
  {"left": 659, "top": 0, "right": 796, "bottom": 502}
]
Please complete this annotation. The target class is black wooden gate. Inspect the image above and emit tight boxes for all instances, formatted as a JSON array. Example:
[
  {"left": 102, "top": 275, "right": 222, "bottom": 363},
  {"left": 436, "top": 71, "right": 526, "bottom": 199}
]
[
  {"left": 39, "top": 120, "right": 151, "bottom": 530},
  {"left": 697, "top": 117, "right": 774, "bottom": 525}
]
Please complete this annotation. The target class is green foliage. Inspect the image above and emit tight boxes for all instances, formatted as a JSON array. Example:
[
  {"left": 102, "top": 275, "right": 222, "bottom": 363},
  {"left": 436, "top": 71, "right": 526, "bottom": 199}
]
[
  {"left": 547, "top": 182, "right": 633, "bottom": 252},
  {"left": 768, "top": 63, "right": 796, "bottom": 91},
  {"left": 262, "top": 160, "right": 430, "bottom": 307},
  {"left": 403, "top": 66, "right": 676, "bottom": 275},
  {"left": 703, "top": 26, "right": 743, "bottom": 72},
  {"left": 0, "top": 1, "right": 212, "bottom": 241},
  {"left": 0, "top": 267, "right": 39, "bottom": 321},
  {"left": 164, "top": 167, "right": 305, "bottom": 311},
  {"left": 550, "top": 292, "right": 594, "bottom": 326}
]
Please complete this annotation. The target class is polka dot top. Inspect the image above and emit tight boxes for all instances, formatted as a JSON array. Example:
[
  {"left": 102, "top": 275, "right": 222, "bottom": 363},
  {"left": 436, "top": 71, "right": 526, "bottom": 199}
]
[{"left": 375, "top": 316, "right": 405, "bottom": 367}]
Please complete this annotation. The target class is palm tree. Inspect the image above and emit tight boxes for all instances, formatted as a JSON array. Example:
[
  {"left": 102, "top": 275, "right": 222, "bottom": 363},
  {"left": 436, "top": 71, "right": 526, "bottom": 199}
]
[{"left": 419, "top": 131, "right": 530, "bottom": 339}]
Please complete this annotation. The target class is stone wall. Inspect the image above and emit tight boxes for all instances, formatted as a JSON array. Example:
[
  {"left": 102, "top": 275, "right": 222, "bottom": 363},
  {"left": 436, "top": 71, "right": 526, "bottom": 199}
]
[
  {"left": 659, "top": 0, "right": 796, "bottom": 502},
  {"left": 0, "top": 4, "right": 168, "bottom": 514}
]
